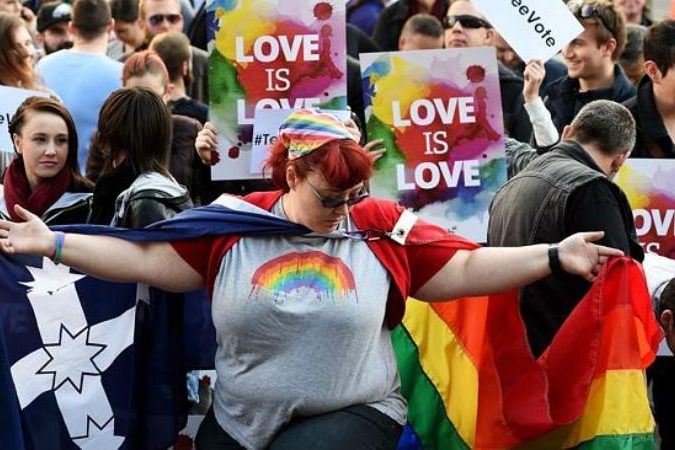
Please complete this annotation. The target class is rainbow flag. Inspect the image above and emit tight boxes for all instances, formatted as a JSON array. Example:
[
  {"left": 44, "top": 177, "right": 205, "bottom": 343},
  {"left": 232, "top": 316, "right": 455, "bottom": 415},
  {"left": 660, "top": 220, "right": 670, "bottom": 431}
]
[{"left": 394, "top": 257, "right": 662, "bottom": 450}]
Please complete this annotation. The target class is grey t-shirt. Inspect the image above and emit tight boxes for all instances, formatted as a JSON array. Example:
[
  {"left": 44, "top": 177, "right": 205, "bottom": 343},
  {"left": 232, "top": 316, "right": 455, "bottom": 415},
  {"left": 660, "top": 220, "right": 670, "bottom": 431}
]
[{"left": 210, "top": 201, "right": 406, "bottom": 449}]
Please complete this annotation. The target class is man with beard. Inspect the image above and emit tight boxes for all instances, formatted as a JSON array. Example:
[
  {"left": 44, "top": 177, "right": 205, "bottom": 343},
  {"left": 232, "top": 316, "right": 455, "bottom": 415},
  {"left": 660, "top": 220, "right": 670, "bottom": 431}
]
[{"left": 35, "top": 1, "right": 72, "bottom": 56}]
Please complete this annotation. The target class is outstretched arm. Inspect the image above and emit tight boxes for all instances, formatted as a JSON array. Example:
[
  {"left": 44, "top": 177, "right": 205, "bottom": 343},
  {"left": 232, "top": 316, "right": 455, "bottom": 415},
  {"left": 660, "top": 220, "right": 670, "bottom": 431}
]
[
  {"left": 0, "top": 205, "right": 203, "bottom": 292},
  {"left": 414, "top": 232, "right": 623, "bottom": 301}
]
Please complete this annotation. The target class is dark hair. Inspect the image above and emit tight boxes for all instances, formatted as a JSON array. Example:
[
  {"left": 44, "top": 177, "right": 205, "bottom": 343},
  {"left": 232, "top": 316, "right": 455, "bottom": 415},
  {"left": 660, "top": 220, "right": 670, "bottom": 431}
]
[
  {"left": 71, "top": 0, "right": 112, "bottom": 40},
  {"left": 0, "top": 13, "right": 37, "bottom": 89},
  {"left": 149, "top": 31, "right": 191, "bottom": 83},
  {"left": 9, "top": 96, "right": 92, "bottom": 188},
  {"left": 122, "top": 50, "right": 170, "bottom": 88},
  {"left": 97, "top": 87, "right": 172, "bottom": 177},
  {"left": 110, "top": 0, "right": 139, "bottom": 23},
  {"left": 401, "top": 13, "right": 444, "bottom": 39},
  {"left": 264, "top": 140, "right": 373, "bottom": 192},
  {"left": 662, "top": 279, "right": 675, "bottom": 313},
  {"left": 569, "top": 100, "right": 636, "bottom": 154},
  {"left": 644, "top": 20, "right": 675, "bottom": 76},
  {"left": 569, "top": 0, "right": 627, "bottom": 61},
  {"left": 620, "top": 23, "right": 646, "bottom": 65}
]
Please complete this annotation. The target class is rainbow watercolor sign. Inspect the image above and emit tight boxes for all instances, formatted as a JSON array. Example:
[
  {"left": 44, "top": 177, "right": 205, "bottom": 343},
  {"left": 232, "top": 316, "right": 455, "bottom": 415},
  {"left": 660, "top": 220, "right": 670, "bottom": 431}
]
[
  {"left": 616, "top": 159, "right": 675, "bottom": 259},
  {"left": 206, "top": 0, "right": 347, "bottom": 180},
  {"left": 360, "top": 47, "right": 507, "bottom": 242}
]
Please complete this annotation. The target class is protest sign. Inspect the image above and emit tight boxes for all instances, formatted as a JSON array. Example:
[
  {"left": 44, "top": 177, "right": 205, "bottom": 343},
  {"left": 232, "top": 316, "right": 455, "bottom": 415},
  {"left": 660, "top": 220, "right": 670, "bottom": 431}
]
[
  {"left": 472, "top": 0, "right": 583, "bottom": 63},
  {"left": 360, "top": 47, "right": 507, "bottom": 242},
  {"left": 0, "top": 86, "right": 49, "bottom": 154},
  {"left": 616, "top": 159, "right": 675, "bottom": 259},
  {"left": 206, "top": 0, "right": 347, "bottom": 180},
  {"left": 250, "top": 108, "right": 350, "bottom": 175}
]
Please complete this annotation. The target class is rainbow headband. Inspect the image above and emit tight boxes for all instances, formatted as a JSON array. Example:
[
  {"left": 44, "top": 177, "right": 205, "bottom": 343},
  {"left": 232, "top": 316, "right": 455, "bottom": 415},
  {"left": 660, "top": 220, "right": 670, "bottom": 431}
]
[{"left": 279, "top": 109, "right": 356, "bottom": 160}]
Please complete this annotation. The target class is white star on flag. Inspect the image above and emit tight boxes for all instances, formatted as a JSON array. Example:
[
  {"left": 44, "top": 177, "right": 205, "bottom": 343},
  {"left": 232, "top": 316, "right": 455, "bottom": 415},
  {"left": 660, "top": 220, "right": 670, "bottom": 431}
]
[
  {"left": 10, "top": 257, "right": 133, "bottom": 449},
  {"left": 72, "top": 417, "right": 125, "bottom": 449},
  {"left": 38, "top": 325, "right": 106, "bottom": 393},
  {"left": 21, "top": 258, "right": 85, "bottom": 295}
]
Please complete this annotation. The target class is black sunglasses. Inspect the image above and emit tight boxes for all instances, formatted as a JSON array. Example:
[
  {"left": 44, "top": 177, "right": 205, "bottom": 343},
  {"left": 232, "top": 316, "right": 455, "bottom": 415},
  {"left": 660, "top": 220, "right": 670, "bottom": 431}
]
[
  {"left": 573, "top": 3, "right": 615, "bottom": 36},
  {"left": 148, "top": 13, "right": 181, "bottom": 26},
  {"left": 442, "top": 15, "right": 492, "bottom": 30},
  {"left": 306, "top": 180, "right": 369, "bottom": 209}
]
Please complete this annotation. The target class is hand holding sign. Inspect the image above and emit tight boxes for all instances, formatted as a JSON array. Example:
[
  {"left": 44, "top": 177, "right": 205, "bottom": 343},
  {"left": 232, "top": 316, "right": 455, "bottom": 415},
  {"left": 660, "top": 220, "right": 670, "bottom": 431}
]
[
  {"left": 472, "top": 0, "right": 583, "bottom": 63},
  {"left": 522, "top": 59, "right": 545, "bottom": 103}
]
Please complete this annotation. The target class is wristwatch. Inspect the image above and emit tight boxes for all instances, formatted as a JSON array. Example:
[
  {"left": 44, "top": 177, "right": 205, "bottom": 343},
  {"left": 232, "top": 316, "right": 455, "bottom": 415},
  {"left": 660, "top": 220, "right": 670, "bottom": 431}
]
[{"left": 548, "top": 244, "right": 564, "bottom": 277}]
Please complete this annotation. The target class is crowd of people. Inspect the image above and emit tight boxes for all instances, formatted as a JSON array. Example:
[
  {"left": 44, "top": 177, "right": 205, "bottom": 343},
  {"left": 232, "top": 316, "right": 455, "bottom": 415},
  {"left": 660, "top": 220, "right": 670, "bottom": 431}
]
[{"left": 0, "top": 0, "right": 675, "bottom": 448}]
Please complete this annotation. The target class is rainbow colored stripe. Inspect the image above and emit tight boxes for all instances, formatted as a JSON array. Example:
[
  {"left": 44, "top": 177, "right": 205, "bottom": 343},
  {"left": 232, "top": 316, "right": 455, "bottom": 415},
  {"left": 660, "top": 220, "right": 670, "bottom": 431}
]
[
  {"left": 395, "top": 257, "right": 661, "bottom": 449},
  {"left": 251, "top": 251, "right": 356, "bottom": 299},
  {"left": 280, "top": 110, "right": 355, "bottom": 160}
]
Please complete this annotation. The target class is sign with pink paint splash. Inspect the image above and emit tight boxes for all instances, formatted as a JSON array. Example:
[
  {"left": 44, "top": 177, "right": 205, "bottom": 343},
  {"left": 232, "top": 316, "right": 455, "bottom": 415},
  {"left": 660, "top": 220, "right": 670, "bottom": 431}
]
[
  {"left": 360, "top": 48, "right": 507, "bottom": 242},
  {"left": 616, "top": 159, "right": 675, "bottom": 259},
  {"left": 207, "top": 0, "right": 347, "bottom": 180}
]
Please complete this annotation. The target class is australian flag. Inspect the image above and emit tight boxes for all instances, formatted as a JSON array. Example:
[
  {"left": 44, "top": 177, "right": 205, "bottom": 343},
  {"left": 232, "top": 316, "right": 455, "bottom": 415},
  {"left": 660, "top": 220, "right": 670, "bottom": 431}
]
[{"left": 0, "top": 198, "right": 306, "bottom": 450}]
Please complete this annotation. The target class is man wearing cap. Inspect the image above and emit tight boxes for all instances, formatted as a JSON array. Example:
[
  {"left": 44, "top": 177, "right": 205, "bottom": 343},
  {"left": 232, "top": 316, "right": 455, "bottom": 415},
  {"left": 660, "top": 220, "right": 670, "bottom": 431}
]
[
  {"left": 37, "top": 0, "right": 123, "bottom": 171},
  {"left": 36, "top": 1, "right": 72, "bottom": 56}
]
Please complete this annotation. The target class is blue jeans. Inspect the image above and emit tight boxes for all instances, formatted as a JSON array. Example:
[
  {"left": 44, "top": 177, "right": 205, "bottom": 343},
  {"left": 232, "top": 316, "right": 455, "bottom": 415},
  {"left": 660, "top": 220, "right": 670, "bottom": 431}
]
[{"left": 195, "top": 404, "right": 403, "bottom": 450}]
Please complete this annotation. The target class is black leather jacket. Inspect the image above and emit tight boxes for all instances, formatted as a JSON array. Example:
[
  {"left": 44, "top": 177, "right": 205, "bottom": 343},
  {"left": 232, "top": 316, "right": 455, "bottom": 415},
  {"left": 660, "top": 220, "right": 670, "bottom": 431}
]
[{"left": 110, "top": 172, "right": 193, "bottom": 228}]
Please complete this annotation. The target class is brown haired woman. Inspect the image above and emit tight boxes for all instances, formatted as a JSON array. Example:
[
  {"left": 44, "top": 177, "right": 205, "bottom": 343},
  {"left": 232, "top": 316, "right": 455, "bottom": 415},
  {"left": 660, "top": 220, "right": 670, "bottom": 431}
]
[
  {"left": 0, "top": 96, "right": 92, "bottom": 225},
  {"left": 87, "top": 86, "right": 192, "bottom": 227},
  {"left": 0, "top": 12, "right": 52, "bottom": 175},
  {"left": 0, "top": 109, "right": 622, "bottom": 450},
  {"left": 0, "top": 12, "right": 38, "bottom": 90}
]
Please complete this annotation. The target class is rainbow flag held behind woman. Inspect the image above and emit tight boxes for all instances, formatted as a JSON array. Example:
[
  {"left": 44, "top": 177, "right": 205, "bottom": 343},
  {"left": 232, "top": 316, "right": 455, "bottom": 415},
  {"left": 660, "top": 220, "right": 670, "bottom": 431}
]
[{"left": 394, "top": 256, "right": 662, "bottom": 450}]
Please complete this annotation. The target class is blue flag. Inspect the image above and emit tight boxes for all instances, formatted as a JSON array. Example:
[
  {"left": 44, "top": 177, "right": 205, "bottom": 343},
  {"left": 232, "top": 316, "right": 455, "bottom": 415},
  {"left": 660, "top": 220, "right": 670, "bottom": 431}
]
[{"left": 0, "top": 200, "right": 307, "bottom": 449}]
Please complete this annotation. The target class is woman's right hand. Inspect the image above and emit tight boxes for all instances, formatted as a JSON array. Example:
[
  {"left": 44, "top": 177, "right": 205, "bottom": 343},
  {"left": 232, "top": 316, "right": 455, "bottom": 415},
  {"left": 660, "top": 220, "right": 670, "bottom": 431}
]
[
  {"left": 0, "top": 205, "right": 55, "bottom": 258},
  {"left": 195, "top": 122, "right": 219, "bottom": 166}
]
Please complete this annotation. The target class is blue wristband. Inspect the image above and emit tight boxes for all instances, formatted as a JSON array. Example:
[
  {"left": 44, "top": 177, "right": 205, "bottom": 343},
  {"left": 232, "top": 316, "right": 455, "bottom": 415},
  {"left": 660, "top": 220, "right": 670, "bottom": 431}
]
[{"left": 52, "top": 232, "right": 65, "bottom": 265}]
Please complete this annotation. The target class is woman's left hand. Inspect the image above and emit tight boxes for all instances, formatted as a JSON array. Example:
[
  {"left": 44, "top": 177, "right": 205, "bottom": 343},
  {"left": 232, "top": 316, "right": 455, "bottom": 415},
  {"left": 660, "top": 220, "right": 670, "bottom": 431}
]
[{"left": 558, "top": 231, "right": 624, "bottom": 282}]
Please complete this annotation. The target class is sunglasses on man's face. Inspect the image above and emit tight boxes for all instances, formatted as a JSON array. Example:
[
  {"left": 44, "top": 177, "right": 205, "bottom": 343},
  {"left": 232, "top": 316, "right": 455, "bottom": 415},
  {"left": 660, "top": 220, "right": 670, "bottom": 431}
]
[
  {"left": 442, "top": 15, "right": 491, "bottom": 30},
  {"left": 306, "top": 180, "right": 370, "bottom": 209},
  {"left": 148, "top": 13, "right": 182, "bottom": 27}
]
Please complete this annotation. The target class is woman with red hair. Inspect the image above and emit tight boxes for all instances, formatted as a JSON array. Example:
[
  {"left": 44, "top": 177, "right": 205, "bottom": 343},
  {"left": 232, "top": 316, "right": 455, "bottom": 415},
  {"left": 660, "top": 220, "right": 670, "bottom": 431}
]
[{"left": 0, "top": 109, "right": 621, "bottom": 450}]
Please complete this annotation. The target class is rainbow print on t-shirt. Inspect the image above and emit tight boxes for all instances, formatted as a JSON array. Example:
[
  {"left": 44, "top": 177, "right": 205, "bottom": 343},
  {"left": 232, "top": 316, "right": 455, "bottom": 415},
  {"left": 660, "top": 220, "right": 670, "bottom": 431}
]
[{"left": 250, "top": 251, "right": 356, "bottom": 302}]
